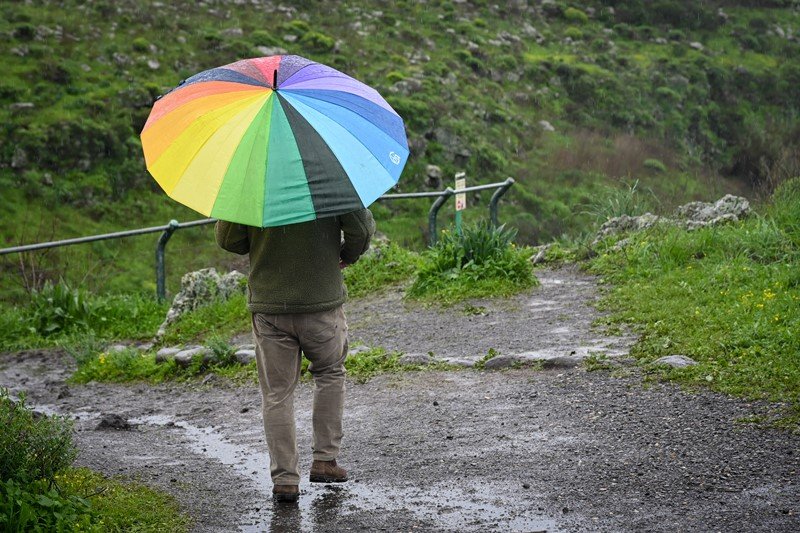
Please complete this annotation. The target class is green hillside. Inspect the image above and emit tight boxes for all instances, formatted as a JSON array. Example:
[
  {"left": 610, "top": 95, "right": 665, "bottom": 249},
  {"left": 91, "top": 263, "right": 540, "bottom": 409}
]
[{"left": 1, "top": 0, "right": 799, "bottom": 300}]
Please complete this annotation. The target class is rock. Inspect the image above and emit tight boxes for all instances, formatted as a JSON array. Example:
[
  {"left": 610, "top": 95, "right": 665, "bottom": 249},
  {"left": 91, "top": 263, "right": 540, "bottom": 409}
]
[
  {"left": 440, "top": 357, "right": 476, "bottom": 368},
  {"left": 8, "top": 102, "right": 34, "bottom": 111},
  {"left": 594, "top": 213, "right": 660, "bottom": 243},
  {"left": 483, "top": 354, "right": 525, "bottom": 370},
  {"left": 235, "top": 349, "right": 256, "bottom": 365},
  {"left": 283, "top": 34, "right": 298, "bottom": 43},
  {"left": 201, "top": 373, "right": 218, "bottom": 385},
  {"left": 689, "top": 41, "right": 704, "bottom": 51},
  {"left": 593, "top": 195, "right": 750, "bottom": 246},
  {"left": 653, "top": 355, "right": 698, "bottom": 368},
  {"left": 348, "top": 345, "right": 373, "bottom": 356},
  {"left": 538, "top": 120, "right": 555, "bottom": 132},
  {"left": 524, "top": 353, "right": 584, "bottom": 368},
  {"left": 398, "top": 353, "right": 436, "bottom": 366},
  {"left": 135, "top": 342, "right": 154, "bottom": 352},
  {"left": 155, "top": 268, "right": 247, "bottom": 339},
  {"left": 96, "top": 413, "right": 132, "bottom": 431},
  {"left": 156, "top": 347, "right": 181, "bottom": 363},
  {"left": 147, "top": 59, "right": 160, "bottom": 70},
  {"left": 530, "top": 243, "right": 553, "bottom": 265},
  {"left": 674, "top": 194, "right": 750, "bottom": 225},
  {"left": 256, "top": 46, "right": 287, "bottom": 56},
  {"left": 219, "top": 270, "right": 246, "bottom": 299},
  {"left": 390, "top": 78, "right": 423, "bottom": 96},
  {"left": 426, "top": 164, "right": 442, "bottom": 188},
  {"left": 174, "top": 346, "right": 210, "bottom": 367},
  {"left": 106, "top": 344, "right": 128, "bottom": 353},
  {"left": 221, "top": 27, "right": 244, "bottom": 37}
]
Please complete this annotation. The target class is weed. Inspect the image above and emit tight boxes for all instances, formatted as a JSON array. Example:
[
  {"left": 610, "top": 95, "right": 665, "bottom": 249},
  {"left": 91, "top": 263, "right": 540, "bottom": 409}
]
[
  {"left": 584, "top": 353, "right": 615, "bottom": 372},
  {"left": 580, "top": 179, "right": 658, "bottom": 224},
  {"left": 0, "top": 389, "right": 76, "bottom": 485},
  {"left": 474, "top": 348, "right": 500, "bottom": 370}
]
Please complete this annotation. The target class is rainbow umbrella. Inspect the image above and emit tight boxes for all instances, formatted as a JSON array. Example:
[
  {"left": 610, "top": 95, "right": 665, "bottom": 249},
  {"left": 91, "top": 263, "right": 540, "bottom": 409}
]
[{"left": 141, "top": 55, "right": 408, "bottom": 227}]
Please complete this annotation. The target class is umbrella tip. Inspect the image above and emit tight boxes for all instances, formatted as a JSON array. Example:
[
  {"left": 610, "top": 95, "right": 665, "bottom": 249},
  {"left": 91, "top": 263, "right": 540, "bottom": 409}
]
[{"left": 273, "top": 69, "right": 278, "bottom": 89}]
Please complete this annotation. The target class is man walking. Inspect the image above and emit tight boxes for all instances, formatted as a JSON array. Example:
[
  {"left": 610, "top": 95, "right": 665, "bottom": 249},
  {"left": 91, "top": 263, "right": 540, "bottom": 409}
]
[{"left": 215, "top": 209, "right": 375, "bottom": 503}]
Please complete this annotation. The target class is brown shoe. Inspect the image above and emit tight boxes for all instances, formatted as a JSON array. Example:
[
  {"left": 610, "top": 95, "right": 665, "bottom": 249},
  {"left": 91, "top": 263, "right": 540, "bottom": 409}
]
[
  {"left": 309, "top": 459, "right": 348, "bottom": 483},
  {"left": 272, "top": 485, "right": 299, "bottom": 503}
]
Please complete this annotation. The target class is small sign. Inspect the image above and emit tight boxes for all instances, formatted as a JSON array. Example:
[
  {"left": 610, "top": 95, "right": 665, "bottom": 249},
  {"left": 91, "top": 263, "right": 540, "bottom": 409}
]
[{"left": 455, "top": 172, "right": 466, "bottom": 211}]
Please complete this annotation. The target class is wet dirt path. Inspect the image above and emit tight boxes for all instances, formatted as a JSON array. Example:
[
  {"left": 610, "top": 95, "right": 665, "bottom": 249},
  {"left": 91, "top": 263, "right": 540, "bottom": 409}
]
[{"left": 1, "top": 267, "right": 798, "bottom": 532}]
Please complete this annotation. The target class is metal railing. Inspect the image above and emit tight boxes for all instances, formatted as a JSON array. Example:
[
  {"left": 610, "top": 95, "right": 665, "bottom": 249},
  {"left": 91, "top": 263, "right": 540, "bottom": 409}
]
[{"left": 0, "top": 178, "right": 514, "bottom": 301}]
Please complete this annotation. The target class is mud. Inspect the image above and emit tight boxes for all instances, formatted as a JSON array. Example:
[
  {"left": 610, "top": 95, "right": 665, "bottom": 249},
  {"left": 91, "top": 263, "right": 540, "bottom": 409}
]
[{"left": 1, "top": 267, "right": 798, "bottom": 532}]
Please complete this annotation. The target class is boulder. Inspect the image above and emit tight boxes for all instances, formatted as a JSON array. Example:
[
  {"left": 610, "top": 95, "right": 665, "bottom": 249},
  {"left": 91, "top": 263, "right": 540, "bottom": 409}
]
[
  {"left": 156, "top": 347, "right": 181, "bottom": 363},
  {"left": 155, "top": 268, "right": 246, "bottom": 339},
  {"left": 174, "top": 346, "right": 211, "bottom": 367},
  {"left": 235, "top": 349, "right": 256, "bottom": 365},
  {"left": 593, "top": 195, "right": 750, "bottom": 245}
]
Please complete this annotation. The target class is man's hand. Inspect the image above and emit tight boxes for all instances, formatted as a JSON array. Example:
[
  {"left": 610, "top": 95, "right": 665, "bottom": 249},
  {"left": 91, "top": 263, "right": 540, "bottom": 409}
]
[{"left": 339, "top": 260, "right": 348, "bottom": 269}]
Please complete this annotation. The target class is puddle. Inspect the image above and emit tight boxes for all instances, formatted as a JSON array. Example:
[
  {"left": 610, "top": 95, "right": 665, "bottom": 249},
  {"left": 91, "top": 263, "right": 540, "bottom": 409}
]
[
  {"left": 136, "top": 415, "right": 560, "bottom": 531},
  {"left": 31, "top": 407, "right": 563, "bottom": 531}
]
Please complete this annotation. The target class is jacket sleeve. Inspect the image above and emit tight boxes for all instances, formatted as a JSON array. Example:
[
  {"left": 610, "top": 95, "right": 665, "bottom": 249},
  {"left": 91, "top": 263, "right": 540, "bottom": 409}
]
[
  {"left": 339, "top": 209, "right": 376, "bottom": 265},
  {"left": 215, "top": 221, "right": 250, "bottom": 255}
]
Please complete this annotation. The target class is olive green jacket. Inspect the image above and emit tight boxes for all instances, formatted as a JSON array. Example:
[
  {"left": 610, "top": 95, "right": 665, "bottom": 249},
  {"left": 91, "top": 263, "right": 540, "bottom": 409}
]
[{"left": 215, "top": 210, "right": 375, "bottom": 314}]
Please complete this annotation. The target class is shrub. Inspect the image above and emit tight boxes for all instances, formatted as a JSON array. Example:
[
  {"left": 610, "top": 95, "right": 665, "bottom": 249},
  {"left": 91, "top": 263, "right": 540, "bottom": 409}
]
[
  {"left": 27, "top": 280, "right": 95, "bottom": 336},
  {"left": 250, "top": 30, "right": 281, "bottom": 47},
  {"left": 564, "top": 26, "right": 584, "bottom": 40},
  {"left": 0, "top": 389, "right": 76, "bottom": 485},
  {"left": 386, "top": 71, "right": 406, "bottom": 83},
  {"left": 564, "top": 7, "right": 589, "bottom": 24},
  {"left": 206, "top": 335, "right": 237, "bottom": 366},
  {"left": 408, "top": 222, "right": 537, "bottom": 304},
  {"left": 131, "top": 37, "right": 149, "bottom": 52},
  {"left": 299, "top": 31, "right": 335, "bottom": 52}
]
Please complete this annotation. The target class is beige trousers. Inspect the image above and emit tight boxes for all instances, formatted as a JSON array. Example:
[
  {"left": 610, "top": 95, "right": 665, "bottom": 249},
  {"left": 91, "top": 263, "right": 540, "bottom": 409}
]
[{"left": 251, "top": 306, "right": 348, "bottom": 486}]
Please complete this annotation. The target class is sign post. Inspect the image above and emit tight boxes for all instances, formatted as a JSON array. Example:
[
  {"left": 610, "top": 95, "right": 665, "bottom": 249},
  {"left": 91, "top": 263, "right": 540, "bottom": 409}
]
[{"left": 454, "top": 172, "right": 466, "bottom": 234}]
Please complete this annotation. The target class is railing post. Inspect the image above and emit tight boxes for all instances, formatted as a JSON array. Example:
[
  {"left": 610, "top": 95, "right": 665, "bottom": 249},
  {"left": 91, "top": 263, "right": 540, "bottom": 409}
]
[
  {"left": 489, "top": 177, "right": 515, "bottom": 227},
  {"left": 155, "top": 219, "right": 180, "bottom": 302},
  {"left": 428, "top": 188, "right": 454, "bottom": 247}
]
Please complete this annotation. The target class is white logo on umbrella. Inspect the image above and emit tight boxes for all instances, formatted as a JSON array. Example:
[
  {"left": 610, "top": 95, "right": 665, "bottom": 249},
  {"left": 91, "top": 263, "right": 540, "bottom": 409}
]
[{"left": 389, "top": 151, "right": 401, "bottom": 165}]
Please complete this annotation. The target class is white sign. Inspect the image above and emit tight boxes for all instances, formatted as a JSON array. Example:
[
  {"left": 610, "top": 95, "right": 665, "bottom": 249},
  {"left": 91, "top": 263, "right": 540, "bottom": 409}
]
[{"left": 455, "top": 172, "right": 466, "bottom": 211}]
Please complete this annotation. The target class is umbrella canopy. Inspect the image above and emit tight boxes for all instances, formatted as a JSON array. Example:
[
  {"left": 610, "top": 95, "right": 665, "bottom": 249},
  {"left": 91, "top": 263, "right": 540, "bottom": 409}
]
[{"left": 141, "top": 55, "right": 409, "bottom": 227}]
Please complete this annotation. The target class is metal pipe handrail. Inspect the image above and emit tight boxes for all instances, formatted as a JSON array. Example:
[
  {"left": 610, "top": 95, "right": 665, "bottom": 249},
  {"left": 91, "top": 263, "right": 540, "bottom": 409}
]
[
  {"left": 0, "top": 178, "right": 515, "bottom": 299},
  {"left": 0, "top": 218, "right": 216, "bottom": 256}
]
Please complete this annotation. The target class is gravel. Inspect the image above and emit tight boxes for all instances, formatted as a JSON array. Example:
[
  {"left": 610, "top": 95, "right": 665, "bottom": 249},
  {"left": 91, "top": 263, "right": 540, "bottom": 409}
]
[{"left": 1, "top": 267, "right": 797, "bottom": 532}]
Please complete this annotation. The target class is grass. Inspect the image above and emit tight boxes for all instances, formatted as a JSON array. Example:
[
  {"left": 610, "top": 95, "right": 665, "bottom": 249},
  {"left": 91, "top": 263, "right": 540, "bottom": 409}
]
[
  {"left": 57, "top": 468, "right": 191, "bottom": 532},
  {"left": 70, "top": 344, "right": 452, "bottom": 385},
  {"left": 0, "top": 289, "right": 166, "bottom": 352},
  {"left": 343, "top": 242, "right": 422, "bottom": 298},
  {"left": 588, "top": 179, "right": 800, "bottom": 428},
  {"left": 3, "top": 0, "right": 798, "bottom": 304},
  {"left": 157, "top": 294, "right": 249, "bottom": 346}
]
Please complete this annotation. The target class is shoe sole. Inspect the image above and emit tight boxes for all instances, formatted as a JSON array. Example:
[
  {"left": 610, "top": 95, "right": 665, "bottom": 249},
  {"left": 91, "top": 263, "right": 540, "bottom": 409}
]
[
  {"left": 309, "top": 475, "right": 348, "bottom": 483},
  {"left": 273, "top": 493, "right": 299, "bottom": 503}
]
